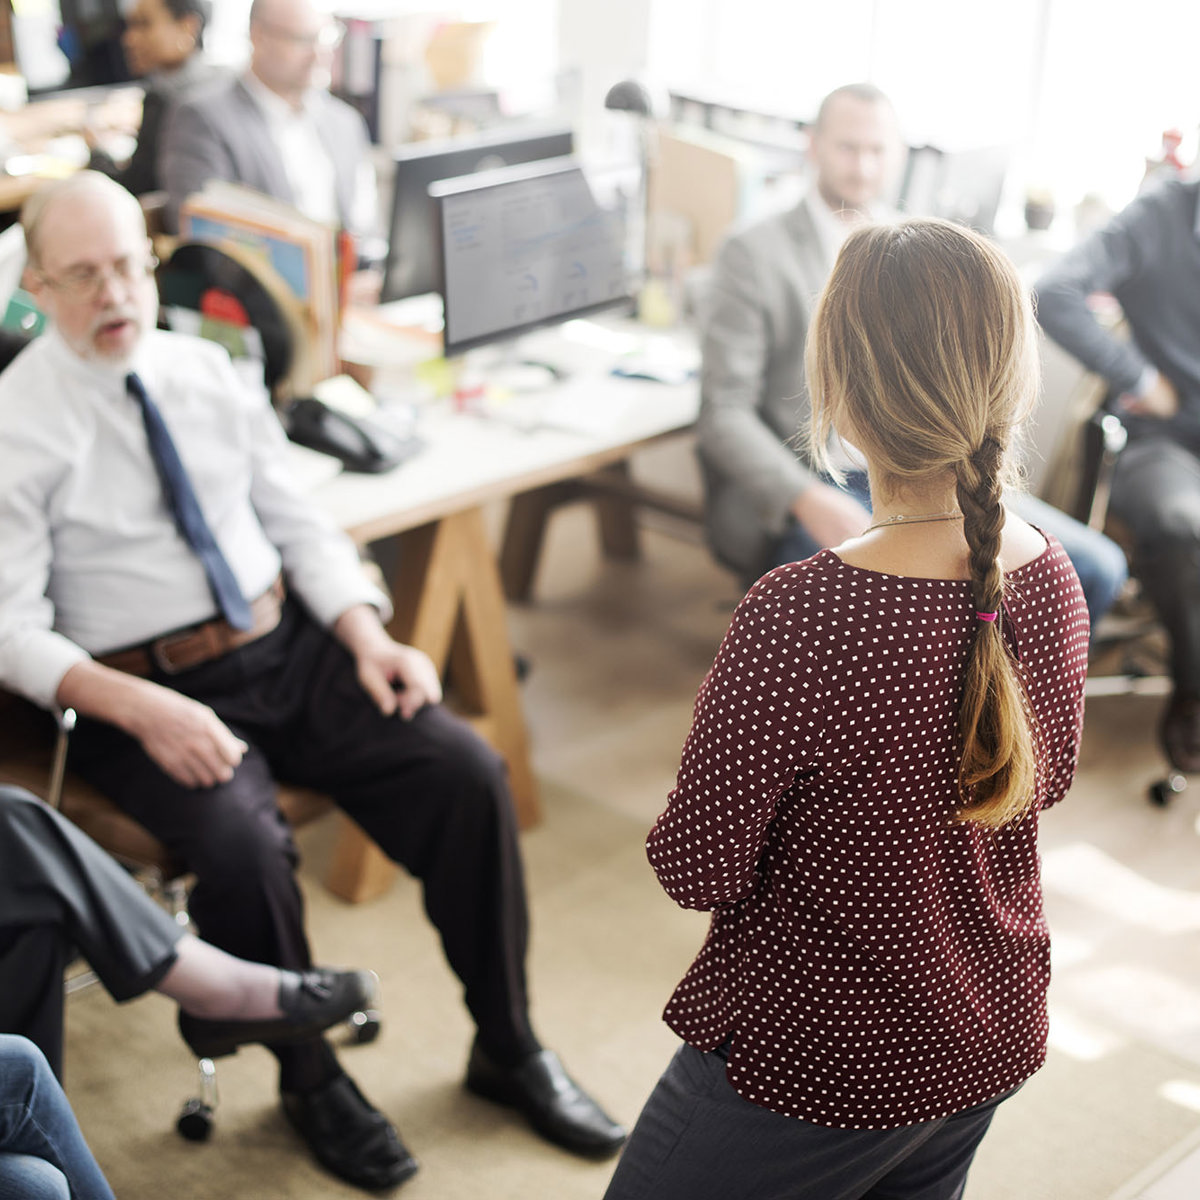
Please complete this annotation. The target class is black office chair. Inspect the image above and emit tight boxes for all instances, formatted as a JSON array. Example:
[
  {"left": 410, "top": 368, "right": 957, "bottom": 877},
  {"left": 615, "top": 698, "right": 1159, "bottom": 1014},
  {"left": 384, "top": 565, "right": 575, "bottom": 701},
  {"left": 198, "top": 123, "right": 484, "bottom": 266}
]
[{"left": 1053, "top": 378, "right": 1187, "bottom": 807}]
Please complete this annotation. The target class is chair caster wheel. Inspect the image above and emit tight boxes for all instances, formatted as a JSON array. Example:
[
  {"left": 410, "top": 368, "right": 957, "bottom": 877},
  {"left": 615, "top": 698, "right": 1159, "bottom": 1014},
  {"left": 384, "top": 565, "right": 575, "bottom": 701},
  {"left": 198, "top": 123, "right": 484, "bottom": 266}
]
[
  {"left": 176, "top": 1098, "right": 214, "bottom": 1141},
  {"left": 347, "top": 1009, "right": 381, "bottom": 1044},
  {"left": 1149, "top": 774, "right": 1187, "bottom": 808}
]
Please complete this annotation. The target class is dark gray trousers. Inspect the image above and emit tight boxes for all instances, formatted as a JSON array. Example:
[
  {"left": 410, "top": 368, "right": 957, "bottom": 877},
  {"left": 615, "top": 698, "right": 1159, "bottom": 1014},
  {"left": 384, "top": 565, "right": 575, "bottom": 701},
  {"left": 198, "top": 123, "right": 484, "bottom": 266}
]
[
  {"left": 0, "top": 787, "right": 183, "bottom": 1079},
  {"left": 1110, "top": 437, "right": 1200, "bottom": 694},
  {"left": 603, "top": 1043, "right": 1016, "bottom": 1200}
]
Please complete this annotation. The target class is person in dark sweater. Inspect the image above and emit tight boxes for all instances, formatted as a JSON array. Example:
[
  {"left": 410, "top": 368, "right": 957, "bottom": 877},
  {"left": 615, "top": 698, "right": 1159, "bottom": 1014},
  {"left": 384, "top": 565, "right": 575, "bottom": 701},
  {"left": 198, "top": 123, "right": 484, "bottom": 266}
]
[
  {"left": 1036, "top": 178, "right": 1200, "bottom": 771},
  {"left": 604, "top": 220, "right": 1089, "bottom": 1200},
  {"left": 86, "top": 0, "right": 220, "bottom": 197}
]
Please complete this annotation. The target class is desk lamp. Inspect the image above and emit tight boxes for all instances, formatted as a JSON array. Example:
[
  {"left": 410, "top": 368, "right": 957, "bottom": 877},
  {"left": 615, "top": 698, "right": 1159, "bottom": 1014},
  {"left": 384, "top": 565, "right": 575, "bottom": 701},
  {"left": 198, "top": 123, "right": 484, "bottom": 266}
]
[{"left": 604, "top": 79, "right": 657, "bottom": 310}]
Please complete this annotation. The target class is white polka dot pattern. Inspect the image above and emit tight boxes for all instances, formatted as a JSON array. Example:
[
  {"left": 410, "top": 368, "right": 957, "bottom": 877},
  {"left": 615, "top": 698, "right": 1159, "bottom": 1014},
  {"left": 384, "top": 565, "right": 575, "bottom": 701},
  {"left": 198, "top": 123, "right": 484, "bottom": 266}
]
[{"left": 647, "top": 537, "right": 1090, "bottom": 1129}]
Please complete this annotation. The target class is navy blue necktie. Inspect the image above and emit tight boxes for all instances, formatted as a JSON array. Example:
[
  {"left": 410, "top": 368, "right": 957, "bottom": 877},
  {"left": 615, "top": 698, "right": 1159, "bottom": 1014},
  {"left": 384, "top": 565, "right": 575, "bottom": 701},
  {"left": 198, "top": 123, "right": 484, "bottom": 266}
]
[{"left": 127, "top": 372, "right": 254, "bottom": 631}]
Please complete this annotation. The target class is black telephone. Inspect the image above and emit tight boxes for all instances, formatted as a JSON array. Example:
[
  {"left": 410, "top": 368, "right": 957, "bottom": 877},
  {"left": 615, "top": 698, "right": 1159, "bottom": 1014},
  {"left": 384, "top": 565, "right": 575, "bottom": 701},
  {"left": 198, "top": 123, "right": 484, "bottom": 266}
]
[{"left": 283, "top": 397, "right": 425, "bottom": 474}]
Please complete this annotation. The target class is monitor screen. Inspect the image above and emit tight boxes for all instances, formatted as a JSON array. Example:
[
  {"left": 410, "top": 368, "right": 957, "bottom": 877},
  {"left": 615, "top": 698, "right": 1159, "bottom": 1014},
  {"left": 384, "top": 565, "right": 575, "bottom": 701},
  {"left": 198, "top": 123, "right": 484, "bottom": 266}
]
[
  {"left": 431, "top": 158, "right": 636, "bottom": 359},
  {"left": 14, "top": 0, "right": 136, "bottom": 96},
  {"left": 380, "top": 123, "right": 574, "bottom": 304}
]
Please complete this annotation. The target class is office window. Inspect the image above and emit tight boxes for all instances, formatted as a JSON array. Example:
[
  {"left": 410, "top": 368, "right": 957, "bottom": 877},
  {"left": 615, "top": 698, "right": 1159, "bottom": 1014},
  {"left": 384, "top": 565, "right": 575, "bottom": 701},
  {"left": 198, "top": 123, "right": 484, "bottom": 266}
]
[
  {"left": 1035, "top": 0, "right": 1200, "bottom": 208},
  {"left": 649, "top": 0, "right": 1200, "bottom": 215},
  {"left": 650, "top": 0, "right": 871, "bottom": 121}
]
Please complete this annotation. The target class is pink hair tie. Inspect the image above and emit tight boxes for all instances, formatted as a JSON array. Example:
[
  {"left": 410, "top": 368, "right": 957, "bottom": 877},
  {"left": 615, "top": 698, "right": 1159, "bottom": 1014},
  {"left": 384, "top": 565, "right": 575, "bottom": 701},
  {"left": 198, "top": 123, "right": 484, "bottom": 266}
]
[{"left": 975, "top": 610, "right": 998, "bottom": 623}]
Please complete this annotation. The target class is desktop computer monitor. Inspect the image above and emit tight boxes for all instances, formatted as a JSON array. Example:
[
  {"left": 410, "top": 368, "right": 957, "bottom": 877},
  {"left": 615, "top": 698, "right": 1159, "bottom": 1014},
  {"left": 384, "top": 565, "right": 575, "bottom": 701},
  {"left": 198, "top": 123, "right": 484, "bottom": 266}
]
[
  {"left": 898, "top": 143, "right": 1011, "bottom": 236},
  {"left": 431, "top": 157, "right": 637, "bottom": 360},
  {"left": 380, "top": 123, "right": 574, "bottom": 304}
]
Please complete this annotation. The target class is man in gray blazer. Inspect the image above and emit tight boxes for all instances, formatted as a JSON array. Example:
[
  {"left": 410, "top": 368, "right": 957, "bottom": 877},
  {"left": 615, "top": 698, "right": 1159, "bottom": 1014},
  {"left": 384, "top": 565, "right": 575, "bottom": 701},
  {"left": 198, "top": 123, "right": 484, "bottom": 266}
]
[
  {"left": 698, "top": 83, "right": 1127, "bottom": 628},
  {"left": 159, "top": 0, "right": 374, "bottom": 237}
]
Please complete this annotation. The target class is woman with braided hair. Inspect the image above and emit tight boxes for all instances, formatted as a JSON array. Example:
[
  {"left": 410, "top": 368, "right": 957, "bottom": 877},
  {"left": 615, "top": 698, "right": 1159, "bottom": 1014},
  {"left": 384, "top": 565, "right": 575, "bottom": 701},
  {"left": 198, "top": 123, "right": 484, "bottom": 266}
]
[{"left": 604, "top": 218, "right": 1089, "bottom": 1200}]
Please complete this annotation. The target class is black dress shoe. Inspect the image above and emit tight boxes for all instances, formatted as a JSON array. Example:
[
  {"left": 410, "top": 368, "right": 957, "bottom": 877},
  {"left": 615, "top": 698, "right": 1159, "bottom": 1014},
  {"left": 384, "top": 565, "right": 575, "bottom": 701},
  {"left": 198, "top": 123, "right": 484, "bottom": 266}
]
[
  {"left": 1161, "top": 691, "right": 1200, "bottom": 773},
  {"left": 282, "top": 1071, "right": 418, "bottom": 1192},
  {"left": 178, "top": 968, "right": 377, "bottom": 1059},
  {"left": 465, "top": 1041, "right": 627, "bottom": 1158}
]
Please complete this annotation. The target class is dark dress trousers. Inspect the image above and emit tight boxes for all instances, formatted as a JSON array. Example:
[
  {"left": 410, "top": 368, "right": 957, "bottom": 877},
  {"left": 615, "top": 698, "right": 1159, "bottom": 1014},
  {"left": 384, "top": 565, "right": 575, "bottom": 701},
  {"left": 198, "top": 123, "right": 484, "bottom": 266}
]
[{"left": 65, "top": 598, "right": 538, "bottom": 1090}]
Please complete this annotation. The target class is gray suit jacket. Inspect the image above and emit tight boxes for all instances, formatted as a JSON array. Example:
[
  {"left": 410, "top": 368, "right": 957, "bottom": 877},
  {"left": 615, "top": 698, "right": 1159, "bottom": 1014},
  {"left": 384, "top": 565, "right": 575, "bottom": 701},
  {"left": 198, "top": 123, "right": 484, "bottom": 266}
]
[
  {"left": 696, "top": 198, "right": 835, "bottom": 577},
  {"left": 159, "top": 77, "right": 370, "bottom": 235}
]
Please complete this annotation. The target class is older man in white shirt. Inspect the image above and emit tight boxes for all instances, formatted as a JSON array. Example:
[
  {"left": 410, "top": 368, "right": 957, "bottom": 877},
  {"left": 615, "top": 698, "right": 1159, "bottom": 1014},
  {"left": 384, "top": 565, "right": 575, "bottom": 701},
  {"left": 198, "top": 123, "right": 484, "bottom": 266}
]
[
  {"left": 159, "top": 0, "right": 377, "bottom": 239},
  {"left": 0, "top": 172, "right": 625, "bottom": 1192}
]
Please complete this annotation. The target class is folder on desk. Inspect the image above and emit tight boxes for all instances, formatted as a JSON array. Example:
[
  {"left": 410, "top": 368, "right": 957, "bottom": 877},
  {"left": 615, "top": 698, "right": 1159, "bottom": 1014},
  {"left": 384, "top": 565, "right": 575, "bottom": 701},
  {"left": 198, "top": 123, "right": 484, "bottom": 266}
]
[{"left": 179, "top": 183, "right": 340, "bottom": 384}]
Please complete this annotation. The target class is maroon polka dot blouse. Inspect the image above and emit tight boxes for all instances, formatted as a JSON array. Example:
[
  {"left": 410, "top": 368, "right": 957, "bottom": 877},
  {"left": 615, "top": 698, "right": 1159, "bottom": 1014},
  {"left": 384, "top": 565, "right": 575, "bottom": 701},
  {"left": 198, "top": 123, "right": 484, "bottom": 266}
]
[{"left": 647, "top": 536, "right": 1089, "bottom": 1129}]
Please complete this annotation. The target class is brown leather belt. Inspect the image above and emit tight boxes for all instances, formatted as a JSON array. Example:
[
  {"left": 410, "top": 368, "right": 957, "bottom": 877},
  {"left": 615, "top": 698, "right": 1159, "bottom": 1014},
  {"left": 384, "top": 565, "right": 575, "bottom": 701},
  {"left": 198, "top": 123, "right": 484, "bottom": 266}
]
[{"left": 98, "top": 577, "right": 286, "bottom": 677}]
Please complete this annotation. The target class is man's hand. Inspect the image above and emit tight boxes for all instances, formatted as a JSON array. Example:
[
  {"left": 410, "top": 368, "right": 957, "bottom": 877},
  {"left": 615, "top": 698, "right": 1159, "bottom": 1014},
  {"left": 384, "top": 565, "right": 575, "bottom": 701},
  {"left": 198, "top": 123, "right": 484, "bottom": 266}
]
[
  {"left": 333, "top": 604, "right": 443, "bottom": 719},
  {"left": 126, "top": 689, "right": 248, "bottom": 789},
  {"left": 56, "top": 661, "right": 247, "bottom": 790},
  {"left": 353, "top": 639, "right": 443, "bottom": 720},
  {"left": 791, "top": 482, "right": 872, "bottom": 548},
  {"left": 1119, "top": 373, "right": 1179, "bottom": 419}
]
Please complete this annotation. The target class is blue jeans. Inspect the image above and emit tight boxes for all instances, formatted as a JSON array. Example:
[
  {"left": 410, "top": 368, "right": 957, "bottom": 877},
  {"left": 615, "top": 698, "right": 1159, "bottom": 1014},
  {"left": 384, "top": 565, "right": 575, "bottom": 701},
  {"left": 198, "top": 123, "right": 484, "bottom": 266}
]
[
  {"left": 604, "top": 1042, "right": 1017, "bottom": 1200},
  {"left": 0, "top": 1036, "right": 114, "bottom": 1200},
  {"left": 770, "top": 473, "right": 1126, "bottom": 628}
]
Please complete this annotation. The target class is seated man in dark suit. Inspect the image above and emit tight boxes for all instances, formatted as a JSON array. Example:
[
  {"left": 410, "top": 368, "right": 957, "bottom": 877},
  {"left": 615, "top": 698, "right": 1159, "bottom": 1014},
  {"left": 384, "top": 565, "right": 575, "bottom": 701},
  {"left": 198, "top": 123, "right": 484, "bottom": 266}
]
[
  {"left": 158, "top": 0, "right": 376, "bottom": 238},
  {"left": 0, "top": 171, "right": 624, "bottom": 1192},
  {"left": 1037, "top": 176, "right": 1200, "bottom": 769}
]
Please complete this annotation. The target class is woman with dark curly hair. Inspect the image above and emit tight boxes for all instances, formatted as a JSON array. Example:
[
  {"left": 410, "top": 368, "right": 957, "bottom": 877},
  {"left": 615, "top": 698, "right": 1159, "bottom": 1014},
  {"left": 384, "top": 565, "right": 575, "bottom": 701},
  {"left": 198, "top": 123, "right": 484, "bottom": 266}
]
[{"left": 87, "top": 0, "right": 219, "bottom": 196}]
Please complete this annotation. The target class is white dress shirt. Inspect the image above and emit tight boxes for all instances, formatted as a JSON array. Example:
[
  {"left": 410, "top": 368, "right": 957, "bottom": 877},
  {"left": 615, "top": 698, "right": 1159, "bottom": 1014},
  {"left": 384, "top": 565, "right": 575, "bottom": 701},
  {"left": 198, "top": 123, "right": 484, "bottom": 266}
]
[
  {"left": 0, "top": 328, "right": 387, "bottom": 708},
  {"left": 804, "top": 189, "right": 891, "bottom": 263},
  {"left": 241, "top": 71, "right": 377, "bottom": 236}
]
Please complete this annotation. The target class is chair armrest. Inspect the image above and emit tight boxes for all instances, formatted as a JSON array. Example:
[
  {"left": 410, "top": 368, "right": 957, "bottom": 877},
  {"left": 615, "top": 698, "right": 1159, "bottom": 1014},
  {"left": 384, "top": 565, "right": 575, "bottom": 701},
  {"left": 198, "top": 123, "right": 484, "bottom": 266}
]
[
  {"left": 1084, "top": 412, "right": 1129, "bottom": 531},
  {"left": 47, "top": 707, "right": 77, "bottom": 810}
]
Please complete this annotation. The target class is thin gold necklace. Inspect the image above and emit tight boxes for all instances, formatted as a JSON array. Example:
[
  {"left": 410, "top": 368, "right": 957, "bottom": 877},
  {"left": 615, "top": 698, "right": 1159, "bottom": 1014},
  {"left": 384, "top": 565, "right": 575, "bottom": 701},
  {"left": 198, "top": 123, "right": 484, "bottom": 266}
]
[{"left": 863, "top": 510, "right": 963, "bottom": 534}]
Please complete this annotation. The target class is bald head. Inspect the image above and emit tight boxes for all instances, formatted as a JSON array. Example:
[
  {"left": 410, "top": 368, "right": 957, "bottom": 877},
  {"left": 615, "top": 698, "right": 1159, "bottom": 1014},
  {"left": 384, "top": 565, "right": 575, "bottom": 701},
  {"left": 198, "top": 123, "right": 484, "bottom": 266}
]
[
  {"left": 22, "top": 172, "right": 157, "bottom": 365},
  {"left": 814, "top": 84, "right": 895, "bottom": 134},
  {"left": 249, "top": 0, "right": 311, "bottom": 27},
  {"left": 22, "top": 171, "right": 146, "bottom": 271},
  {"left": 248, "top": 0, "right": 334, "bottom": 106}
]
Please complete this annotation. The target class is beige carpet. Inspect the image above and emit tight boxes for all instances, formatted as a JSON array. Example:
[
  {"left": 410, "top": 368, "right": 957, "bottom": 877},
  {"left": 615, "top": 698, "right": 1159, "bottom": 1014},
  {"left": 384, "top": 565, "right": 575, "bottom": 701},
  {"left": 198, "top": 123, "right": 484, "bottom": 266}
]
[
  {"left": 62, "top": 759, "right": 1200, "bottom": 1200},
  {"left": 63, "top": 783, "right": 704, "bottom": 1200}
]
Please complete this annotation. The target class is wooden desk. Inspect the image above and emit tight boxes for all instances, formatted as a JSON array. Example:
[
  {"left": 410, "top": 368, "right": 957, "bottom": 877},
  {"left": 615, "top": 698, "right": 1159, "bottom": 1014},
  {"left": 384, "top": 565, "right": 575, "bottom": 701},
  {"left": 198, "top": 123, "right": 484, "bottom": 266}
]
[
  {"left": 310, "top": 360, "right": 699, "bottom": 901},
  {"left": 0, "top": 88, "right": 141, "bottom": 213}
]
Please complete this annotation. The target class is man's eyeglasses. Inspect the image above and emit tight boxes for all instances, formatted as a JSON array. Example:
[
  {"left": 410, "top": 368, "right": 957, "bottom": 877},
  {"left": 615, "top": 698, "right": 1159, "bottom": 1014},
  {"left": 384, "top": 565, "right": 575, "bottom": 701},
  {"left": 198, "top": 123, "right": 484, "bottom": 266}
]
[
  {"left": 36, "top": 254, "right": 159, "bottom": 300},
  {"left": 255, "top": 18, "right": 344, "bottom": 51}
]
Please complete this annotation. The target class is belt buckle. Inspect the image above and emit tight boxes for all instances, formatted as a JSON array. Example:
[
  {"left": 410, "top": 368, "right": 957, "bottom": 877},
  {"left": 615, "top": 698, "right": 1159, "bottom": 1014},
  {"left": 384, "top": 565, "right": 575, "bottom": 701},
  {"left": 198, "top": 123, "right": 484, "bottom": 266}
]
[{"left": 151, "top": 629, "right": 198, "bottom": 675}]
